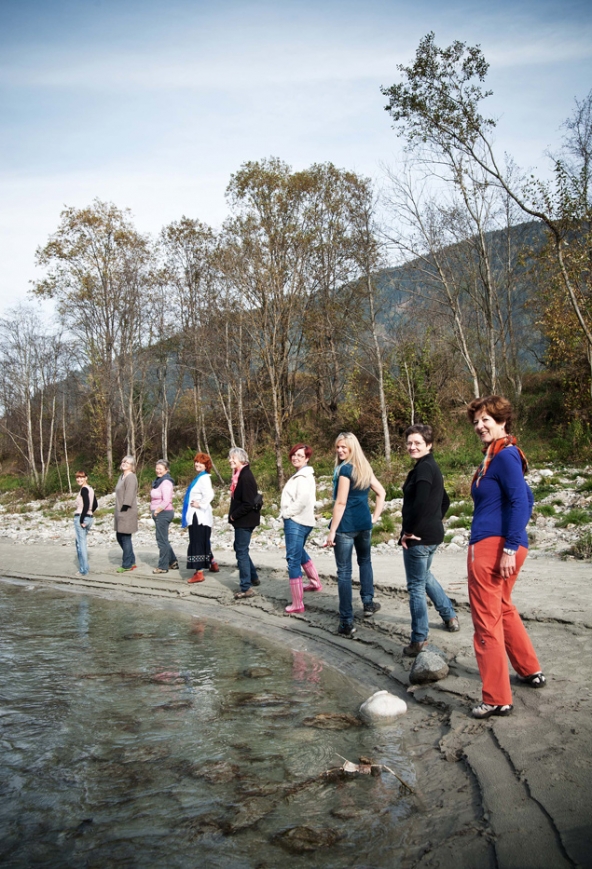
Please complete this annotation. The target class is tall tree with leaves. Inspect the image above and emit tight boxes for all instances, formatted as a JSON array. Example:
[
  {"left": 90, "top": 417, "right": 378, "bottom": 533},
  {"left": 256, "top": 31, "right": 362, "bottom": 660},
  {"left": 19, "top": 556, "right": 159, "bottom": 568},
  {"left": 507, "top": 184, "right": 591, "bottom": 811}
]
[
  {"left": 221, "top": 158, "right": 312, "bottom": 487},
  {"left": 34, "top": 200, "right": 152, "bottom": 477},
  {"left": 382, "top": 34, "right": 592, "bottom": 395}
]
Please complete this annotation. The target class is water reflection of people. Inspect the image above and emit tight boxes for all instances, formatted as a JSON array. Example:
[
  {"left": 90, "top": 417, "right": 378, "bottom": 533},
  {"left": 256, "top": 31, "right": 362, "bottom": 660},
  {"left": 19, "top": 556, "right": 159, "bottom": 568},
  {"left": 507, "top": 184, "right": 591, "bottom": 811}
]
[
  {"left": 182, "top": 453, "right": 218, "bottom": 584},
  {"left": 114, "top": 455, "right": 138, "bottom": 573},
  {"left": 73, "top": 470, "right": 97, "bottom": 576},
  {"left": 280, "top": 443, "right": 322, "bottom": 615},
  {"left": 150, "top": 459, "right": 178, "bottom": 575},
  {"left": 467, "top": 395, "right": 546, "bottom": 720}
]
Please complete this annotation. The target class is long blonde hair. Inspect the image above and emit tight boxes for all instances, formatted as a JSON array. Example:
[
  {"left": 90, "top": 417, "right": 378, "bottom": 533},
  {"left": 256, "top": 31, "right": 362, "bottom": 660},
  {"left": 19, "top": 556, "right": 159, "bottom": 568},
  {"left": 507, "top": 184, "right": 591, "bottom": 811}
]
[{"left": 334, "top": 432, "right": 373, "bottom": 490}]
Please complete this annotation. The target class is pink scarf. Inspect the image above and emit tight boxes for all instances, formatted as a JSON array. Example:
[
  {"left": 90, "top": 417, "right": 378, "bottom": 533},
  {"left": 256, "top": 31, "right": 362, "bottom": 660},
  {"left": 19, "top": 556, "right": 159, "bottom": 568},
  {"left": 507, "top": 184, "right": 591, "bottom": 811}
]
[
  {"left": 230, "top": 466, "right": 242, "bottom": 497},
  {"left": 473, "top": 435, "right": 528, "bottom": 487}
]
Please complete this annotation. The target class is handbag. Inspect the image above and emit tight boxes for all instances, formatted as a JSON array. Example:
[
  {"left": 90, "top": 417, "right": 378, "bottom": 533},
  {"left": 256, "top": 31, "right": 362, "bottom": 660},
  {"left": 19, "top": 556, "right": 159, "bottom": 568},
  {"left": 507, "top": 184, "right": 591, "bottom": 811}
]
[{"left": 253, "top": 492, "right": 264, "bottom": 511}]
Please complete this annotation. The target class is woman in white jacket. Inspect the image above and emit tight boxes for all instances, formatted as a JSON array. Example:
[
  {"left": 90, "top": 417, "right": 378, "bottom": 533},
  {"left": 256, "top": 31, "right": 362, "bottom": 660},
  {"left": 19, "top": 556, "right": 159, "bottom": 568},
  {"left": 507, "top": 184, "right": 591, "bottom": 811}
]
[
  {"left": 181, "top": 452, "right": 218, "bottom": 583},
  {"left": 280, "top": 443, "right": 322, "bottom": 614}
]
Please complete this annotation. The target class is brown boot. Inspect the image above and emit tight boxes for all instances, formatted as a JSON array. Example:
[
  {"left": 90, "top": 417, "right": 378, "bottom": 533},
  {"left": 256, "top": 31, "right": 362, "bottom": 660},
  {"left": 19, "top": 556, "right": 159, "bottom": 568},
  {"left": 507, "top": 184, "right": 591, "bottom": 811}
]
[
  {"left": 188, "top": 571, "right": 205, "bottom": 584},
  {"left": 403, "top": 640, "right": 428, "bottom": 657}
]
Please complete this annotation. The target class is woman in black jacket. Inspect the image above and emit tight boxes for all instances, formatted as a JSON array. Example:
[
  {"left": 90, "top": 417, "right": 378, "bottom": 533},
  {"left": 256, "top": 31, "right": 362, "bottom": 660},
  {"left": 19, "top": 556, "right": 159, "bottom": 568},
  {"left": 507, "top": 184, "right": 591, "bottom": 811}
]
[
  {"left": 228, "top": 447, "right": 261, "bottom": 599},
  {"left": 400, "top": 424, "right": 459, "bottom": 656}
]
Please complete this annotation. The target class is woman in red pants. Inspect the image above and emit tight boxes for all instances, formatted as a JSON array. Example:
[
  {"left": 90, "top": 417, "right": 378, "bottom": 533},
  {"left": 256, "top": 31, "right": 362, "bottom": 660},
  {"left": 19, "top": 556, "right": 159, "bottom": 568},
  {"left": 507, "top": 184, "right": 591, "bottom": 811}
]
[{"left": 467, "top": 395, "right": 546, "bottom": 719}]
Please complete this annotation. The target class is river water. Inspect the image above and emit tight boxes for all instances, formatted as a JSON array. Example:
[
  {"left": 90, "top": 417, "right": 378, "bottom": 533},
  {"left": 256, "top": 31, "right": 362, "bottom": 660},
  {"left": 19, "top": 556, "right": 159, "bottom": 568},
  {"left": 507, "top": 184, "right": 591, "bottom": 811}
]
[{"left": 0, "top": 580, "right": 415, "bottom": 867}]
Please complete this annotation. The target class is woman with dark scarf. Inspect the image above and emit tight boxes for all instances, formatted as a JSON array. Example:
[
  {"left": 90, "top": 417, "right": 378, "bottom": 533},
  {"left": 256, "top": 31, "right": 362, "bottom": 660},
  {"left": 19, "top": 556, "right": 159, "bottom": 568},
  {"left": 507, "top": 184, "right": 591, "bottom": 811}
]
[
  {"left": 150, "top": 459, "right": 178, "bottom": 574},
  {"left": 181, "top": 452, "right": 219, "bottom": 584},
  {"left": 467, "top": 396, "right": 545, "bottom": 720}
]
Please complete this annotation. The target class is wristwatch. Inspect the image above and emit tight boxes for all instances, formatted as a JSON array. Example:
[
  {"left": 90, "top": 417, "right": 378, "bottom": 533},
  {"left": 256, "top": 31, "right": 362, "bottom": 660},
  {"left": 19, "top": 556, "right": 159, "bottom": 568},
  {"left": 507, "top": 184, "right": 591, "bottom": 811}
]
[{"left": 502, "top": 547, "right": 516, "bottom": 556}]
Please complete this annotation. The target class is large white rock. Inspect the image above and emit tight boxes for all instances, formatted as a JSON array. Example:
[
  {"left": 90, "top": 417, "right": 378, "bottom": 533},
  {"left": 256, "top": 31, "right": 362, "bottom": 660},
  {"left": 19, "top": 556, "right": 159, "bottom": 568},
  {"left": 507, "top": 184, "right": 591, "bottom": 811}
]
[{"left": 359, "top": 690, "right": 407, "bottom": 724}]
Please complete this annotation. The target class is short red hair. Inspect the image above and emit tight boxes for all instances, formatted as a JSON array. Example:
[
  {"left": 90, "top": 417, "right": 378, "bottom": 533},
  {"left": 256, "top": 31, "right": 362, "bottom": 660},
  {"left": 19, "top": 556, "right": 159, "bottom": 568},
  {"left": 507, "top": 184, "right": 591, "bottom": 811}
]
[
  {"left": 193, "top": 452, "right": 212, "bottom": 472},
  {"left": 289, "top": 443, "right": 313, "bottom": 460}
]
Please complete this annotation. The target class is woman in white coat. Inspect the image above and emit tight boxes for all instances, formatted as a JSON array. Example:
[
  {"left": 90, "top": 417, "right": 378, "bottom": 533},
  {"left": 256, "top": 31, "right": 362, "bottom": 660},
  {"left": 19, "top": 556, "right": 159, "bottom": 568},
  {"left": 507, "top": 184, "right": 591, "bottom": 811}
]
[
  {"left": 181, "top": 452, "right": 218, "bottom": 583},
  {"left": 280, "top": 443, "right": 322, "bottom": 614}
]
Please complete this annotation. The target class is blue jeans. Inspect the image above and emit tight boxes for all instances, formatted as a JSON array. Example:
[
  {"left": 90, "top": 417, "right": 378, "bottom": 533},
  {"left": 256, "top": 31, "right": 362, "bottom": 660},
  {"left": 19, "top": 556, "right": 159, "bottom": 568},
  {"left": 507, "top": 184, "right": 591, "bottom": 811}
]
[
  {"left": 233, "top": 527, "right": 259, "bottom": 591},
  {"left": 283, "top": 518, "right": 313, "bottom": 579},
  {"left": 74, "top": 515, "right": 93, "bottom": 574},
  {"left": 333, "top": 528, "right": 374, "bottom": 625},
  {"left": 153, "top": 510, "right": 177, "bottom": 569},
  {"left": 403, "top": 544, "right": 456, "bottom": 642},
  {"left": 116, "top": 532, "right": 136, "bottom": 569}
]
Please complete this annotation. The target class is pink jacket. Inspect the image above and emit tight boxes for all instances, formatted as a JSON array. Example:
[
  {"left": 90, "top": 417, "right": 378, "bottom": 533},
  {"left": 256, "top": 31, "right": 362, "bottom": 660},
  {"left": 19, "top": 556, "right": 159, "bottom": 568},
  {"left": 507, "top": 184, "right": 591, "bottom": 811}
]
[{"left": 150, "top": 479, "right": 174, "bottom": 513}]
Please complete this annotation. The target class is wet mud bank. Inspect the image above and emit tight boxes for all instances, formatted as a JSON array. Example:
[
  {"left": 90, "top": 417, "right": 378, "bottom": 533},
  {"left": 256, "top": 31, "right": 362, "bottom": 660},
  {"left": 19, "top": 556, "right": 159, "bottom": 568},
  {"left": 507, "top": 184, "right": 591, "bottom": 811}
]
[{"left": 1, "top": 541, "right": 591, "bottom": 868}]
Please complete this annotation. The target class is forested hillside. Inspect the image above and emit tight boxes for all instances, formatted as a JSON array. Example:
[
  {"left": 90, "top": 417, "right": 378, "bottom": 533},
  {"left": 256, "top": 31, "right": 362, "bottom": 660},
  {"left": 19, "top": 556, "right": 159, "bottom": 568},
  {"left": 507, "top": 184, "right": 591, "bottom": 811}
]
[{"left": 1, "top": 35, "right": 591, "bottom": 493}]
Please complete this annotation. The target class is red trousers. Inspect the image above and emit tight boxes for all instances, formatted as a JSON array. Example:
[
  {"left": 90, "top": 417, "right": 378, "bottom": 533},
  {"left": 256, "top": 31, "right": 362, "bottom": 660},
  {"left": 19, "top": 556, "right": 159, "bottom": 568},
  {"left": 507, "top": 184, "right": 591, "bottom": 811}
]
[{"left": 467, "top": 537, "right": 541, "bottom": 706}]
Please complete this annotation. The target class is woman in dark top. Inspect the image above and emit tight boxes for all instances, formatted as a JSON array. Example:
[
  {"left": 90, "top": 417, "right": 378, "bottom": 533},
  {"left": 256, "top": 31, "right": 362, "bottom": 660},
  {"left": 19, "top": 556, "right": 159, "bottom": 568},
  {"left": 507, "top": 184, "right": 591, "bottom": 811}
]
[
  {"left": 73, "top": 470, "right": 98, "bottom": 576},
  {"left": 228, "top": 447, "right": 261, "bottom": 600},
  {"left": 400, "top": 424, "right": 458, "bottom": 657},
  {"left": 467, "top": 395, "right": 544, "bottom": 720}
]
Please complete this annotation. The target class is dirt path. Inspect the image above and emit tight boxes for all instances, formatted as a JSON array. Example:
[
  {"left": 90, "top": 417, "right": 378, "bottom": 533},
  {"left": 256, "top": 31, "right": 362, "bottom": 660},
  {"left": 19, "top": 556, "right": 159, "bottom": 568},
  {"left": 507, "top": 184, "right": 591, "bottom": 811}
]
[{"left": 1, "top": 541, "right": 590, "bottom": 868}]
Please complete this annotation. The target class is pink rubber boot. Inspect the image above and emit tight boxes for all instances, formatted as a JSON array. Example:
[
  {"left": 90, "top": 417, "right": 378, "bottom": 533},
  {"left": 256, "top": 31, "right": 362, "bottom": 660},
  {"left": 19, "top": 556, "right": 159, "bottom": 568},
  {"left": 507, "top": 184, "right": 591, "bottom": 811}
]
[
  {"left": 285, "top": 577, "right": 305, "bottom": 613},
  {"left": 302, "top": 559, "right": 323, "bottom": 592}
]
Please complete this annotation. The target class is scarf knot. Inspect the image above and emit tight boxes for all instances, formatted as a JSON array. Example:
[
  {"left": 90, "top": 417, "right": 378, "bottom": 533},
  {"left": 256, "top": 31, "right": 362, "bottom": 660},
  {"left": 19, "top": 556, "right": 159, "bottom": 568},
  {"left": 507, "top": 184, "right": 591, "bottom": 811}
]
[{"left": 473, "top": 435, "right": 528, "bottom": 487}]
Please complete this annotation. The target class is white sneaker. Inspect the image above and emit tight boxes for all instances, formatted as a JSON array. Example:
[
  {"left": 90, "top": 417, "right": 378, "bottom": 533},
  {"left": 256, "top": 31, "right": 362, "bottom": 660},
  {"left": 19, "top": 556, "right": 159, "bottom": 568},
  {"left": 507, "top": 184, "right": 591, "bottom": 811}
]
[{"left": 472, "top": 702, "right": 513, "bottom": 719}]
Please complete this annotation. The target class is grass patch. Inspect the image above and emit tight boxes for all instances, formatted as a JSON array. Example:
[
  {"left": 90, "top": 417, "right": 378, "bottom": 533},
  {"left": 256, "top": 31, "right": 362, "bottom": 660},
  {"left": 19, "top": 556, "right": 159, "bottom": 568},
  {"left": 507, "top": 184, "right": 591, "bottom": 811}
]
[
  {"left": 555, "top": 509, "right": 592, "bottom": 528},
  {"left": 534, "top": 504, "right": 556, "bottom": 517},
  {"left": 531, "top": 481, "right": 558, "bottom": 500},
  {"left": 372, "top": 512, "right": 397, "bottom": 542},
  {"left": 446, "top": 516, "right": 472, "bottom": 530},
  {"left": 444, "top": 531, "right": 454, "bottom": 543},
  {"left": 578, "top": 478, "right": 592, "bottom": 492}
]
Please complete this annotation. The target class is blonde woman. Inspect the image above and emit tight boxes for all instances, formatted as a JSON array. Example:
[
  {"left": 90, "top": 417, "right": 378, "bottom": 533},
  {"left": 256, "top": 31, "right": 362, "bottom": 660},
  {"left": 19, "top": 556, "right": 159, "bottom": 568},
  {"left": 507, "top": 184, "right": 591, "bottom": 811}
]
[{"left": 324, "top": 432, "right": 385, "bottom": 637}]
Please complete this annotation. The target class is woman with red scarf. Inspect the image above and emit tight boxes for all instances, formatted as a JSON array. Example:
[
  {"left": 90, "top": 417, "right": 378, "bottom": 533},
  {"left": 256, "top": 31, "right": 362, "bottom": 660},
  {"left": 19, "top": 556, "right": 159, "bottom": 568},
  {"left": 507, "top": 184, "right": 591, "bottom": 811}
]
[{"left": 467, "top": 395, "right": 545, "bottom": 719}]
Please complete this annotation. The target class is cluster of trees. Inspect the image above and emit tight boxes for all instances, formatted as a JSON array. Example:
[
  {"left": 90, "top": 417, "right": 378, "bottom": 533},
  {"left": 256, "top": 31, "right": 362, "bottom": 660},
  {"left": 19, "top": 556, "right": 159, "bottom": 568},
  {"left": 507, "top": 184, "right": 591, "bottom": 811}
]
[{"left": 1, "top": 35, "right": 591, "bottom": 493}]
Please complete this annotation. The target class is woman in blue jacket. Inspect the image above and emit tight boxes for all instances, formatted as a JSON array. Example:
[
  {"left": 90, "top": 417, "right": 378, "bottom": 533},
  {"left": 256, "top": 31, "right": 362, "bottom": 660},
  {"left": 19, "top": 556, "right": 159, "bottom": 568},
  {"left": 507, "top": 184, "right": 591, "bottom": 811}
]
[{"left": 467, "top": 396, "right": 545, "bottom": 719}]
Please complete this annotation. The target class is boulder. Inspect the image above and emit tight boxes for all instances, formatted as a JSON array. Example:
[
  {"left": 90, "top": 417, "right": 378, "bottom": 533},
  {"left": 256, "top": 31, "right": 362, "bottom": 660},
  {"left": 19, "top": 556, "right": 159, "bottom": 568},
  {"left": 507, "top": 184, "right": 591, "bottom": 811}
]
[
  {"left": 409, "top": 650, "right": 449, "bottom": 685},
  {"left": 359, "top": 690, "right": 407, "bottom": 723}
]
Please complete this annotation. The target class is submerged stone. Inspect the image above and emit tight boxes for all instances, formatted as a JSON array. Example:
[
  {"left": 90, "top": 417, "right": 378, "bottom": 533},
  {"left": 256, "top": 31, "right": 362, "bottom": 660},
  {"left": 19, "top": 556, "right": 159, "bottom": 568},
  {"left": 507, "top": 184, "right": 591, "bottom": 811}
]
[
  {"left": 195, "top": 761, "right": 240, "bottom": 784},
  {"left": 226, "top": 692, "right": 290, "bottom": 708},
  {"left": 243, "top": 667, "right": 273, "bottom": 678},
  {"left": 302, "top": 712, "right": 363, "bottom": 730},
  {"left": 272, "top": 825, "right": 340, "bottom": 853}
]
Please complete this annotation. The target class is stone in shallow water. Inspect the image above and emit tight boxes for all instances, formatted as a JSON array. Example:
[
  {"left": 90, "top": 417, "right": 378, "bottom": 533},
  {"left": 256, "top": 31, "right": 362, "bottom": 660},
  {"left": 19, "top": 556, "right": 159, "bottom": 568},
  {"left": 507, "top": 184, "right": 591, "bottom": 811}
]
[
  {"left": 409, "top": 650, "right": 449, "bottom": 684},
  {"left": 302, "top": 712, "right": 363, "bottom": 730},
  {"left": 272, "top": 825, "right": 341, "bottom": 853},
  {"left": 195, "top": 761, "right": 241, "bottom": 784},
  {"left": 243, "top": 666, "right": 273, "bottom": 678},
  {"left": 359, "top": 690, "right": 407, "bottom": 724},
  {"left": 225, "top": 692, "right": 290, "bottom": 708}
]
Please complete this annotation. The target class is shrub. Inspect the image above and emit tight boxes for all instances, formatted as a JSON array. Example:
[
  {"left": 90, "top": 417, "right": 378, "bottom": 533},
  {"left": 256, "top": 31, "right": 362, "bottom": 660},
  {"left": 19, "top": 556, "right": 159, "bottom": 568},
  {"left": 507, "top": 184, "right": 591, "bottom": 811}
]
[
  {"left": 565, "top": 530, "right": 592, "bottom": 560},
  {"left": 385, "top": 482, "right": 403, "bottom": 500}
]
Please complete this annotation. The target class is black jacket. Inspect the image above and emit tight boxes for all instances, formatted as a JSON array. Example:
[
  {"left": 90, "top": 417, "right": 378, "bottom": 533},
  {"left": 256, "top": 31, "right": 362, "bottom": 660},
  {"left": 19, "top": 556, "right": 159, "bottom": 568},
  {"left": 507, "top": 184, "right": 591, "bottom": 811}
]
[
  {"left": 401, "top": 452, "right": 449, "bottom": 547},
  {"left": 229, "top": 465, "right": 261, "bottom": 530}
]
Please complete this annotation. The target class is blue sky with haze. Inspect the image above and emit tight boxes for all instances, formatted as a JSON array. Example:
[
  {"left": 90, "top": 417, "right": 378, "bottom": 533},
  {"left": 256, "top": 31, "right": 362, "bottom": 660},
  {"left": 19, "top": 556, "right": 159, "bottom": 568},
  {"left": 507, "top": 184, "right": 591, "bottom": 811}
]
[{"left": 0, "top": 0, "right": 591, "bottom": 311}]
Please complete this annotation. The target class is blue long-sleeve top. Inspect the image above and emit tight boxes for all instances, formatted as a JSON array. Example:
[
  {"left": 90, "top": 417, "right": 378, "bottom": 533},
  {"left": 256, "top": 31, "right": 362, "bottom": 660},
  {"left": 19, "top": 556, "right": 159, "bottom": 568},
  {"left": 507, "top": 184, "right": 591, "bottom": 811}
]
[{"left": 470, "top": 446, "right": 534, "bottom": 551}]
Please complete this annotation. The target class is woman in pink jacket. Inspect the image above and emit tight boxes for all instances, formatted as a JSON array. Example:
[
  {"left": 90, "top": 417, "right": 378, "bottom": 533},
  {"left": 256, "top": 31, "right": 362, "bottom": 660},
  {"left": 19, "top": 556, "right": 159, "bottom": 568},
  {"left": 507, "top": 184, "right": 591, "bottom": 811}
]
[{"left": 151, "top": 459, "right": 179, "bottom": 574}]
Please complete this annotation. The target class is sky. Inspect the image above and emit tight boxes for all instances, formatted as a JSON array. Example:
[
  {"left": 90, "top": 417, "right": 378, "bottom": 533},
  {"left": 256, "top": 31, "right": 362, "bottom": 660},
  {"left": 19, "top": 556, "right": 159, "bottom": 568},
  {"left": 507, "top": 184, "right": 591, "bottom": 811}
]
[{"left": 0, "top": 0, "right": 591, "bottom": 314}]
